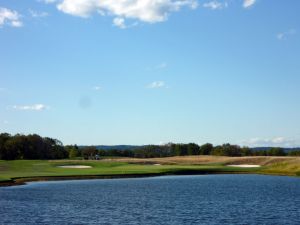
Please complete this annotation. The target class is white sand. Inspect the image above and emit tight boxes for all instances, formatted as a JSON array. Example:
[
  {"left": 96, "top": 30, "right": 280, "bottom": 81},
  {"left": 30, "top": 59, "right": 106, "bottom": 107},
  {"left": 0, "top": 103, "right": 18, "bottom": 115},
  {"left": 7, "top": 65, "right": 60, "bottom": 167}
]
[
  {"left": 58, "top": 165, "right": 92, "bottom": 169},
  {"left": 153, "top": 164, "right": 161, "bottom": 166},
  {"left": 227, "top": 164, "right": 261, "bottom": 168}
]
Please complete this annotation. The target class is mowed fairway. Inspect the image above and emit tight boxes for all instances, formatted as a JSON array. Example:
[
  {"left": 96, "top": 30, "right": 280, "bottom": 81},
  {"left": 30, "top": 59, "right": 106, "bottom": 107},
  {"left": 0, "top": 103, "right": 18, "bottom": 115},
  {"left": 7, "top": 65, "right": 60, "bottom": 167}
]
[{"left": 0, "top": 156, "right": 299, "bottom": 185}]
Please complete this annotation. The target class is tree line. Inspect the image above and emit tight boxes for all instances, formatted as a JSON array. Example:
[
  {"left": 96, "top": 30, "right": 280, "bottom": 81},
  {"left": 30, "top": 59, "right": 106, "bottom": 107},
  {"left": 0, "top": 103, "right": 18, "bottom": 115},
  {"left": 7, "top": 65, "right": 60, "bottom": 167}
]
[
  {"left": 1, "top": 133, "right": 300, "bottom": 160},
  {"left": 77, "top": 143, "right": 300, "bottom": 159},
  {"left": 0, "top": 133, "right": 68, "bottom": 160}
]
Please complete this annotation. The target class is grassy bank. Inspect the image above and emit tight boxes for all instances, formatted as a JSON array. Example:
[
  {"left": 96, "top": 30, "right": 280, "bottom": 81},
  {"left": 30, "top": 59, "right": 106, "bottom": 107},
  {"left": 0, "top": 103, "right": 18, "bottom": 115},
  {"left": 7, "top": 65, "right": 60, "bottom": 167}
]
[{"left": 0, "top": 156, "right": 299, "bottom": 186}]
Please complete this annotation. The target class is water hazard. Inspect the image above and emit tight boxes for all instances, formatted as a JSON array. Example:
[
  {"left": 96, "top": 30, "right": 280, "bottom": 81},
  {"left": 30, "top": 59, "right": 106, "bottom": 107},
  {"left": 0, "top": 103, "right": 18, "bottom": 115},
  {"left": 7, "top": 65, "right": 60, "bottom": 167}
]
[{"left": 0, "top": 174, "right": 299, "bottom": 224}]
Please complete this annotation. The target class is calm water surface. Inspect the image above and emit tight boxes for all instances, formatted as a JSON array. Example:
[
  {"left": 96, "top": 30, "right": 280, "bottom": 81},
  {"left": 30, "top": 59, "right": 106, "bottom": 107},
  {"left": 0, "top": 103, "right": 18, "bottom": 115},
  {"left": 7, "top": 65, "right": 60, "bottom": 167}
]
[{"left": 0, "top": 175, "right": 300, "bottom": 225}]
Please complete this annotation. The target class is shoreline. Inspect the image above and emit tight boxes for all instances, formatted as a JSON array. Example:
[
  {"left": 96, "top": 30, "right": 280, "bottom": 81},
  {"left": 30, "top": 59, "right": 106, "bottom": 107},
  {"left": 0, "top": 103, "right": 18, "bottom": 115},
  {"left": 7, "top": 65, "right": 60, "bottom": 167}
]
[
  {"left": 1, "top": 157, "right": 299, "bottom": 187},
  {"left": 1, "top": 170, "right": 297, "bottom": 187}
]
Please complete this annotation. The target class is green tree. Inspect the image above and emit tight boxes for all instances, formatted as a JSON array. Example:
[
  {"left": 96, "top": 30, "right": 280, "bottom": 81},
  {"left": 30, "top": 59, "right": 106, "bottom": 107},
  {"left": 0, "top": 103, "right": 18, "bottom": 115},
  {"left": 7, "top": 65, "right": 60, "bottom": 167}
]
[
  {"left": 199, "top": 143, "right": 213, "bottom": 155},
  {"left": 82, "top": 146, "right": 98, "bottom": 159},
  {"left": 241, "top": 147, "right": 252, "bottom": 156},
  {"left": 267, "top": 147, "right": 286, "bottom": 156},
  {"left": 0, "top": 133, "right": 11, "bottom": 159},
  {"left": 187, "top": 143, "right": 200, "bottom": 155},
  {"left": 66, "top": 145, "right": 80, "bottom": 158}
]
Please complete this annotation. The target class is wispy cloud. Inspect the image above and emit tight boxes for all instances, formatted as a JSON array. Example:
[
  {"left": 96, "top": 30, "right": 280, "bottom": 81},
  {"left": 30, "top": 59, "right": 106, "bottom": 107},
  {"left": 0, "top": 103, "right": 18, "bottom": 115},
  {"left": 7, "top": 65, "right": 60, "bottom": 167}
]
[
  {"left": 42, "top": 0, "right": 198, "bottom": 28},
  {"left": 0, "top": 7, "right": 23, "bottom": 27},
  {"left": 38, "top": 0, "right": 58, "bottom": 3},
  {"left": 277, "top": 29, "right": 296, "bottom": 41},
  {"left": 203, "top": 1, "right": 228, "bottom": 10},
  {"left": 0, "top": 88, "right": 10, "bottom": 95},
  {"left": 92, "top": 86, "right": 101, "bottom": 91},
  {"left": 156, "top": 62, "right": 168, "bottom": 69},
  {"left": 146, "top": 62, "right": 168, "bottom": 71},
  {"left": 243, "top": 0, "right": 256, "bottom": 8},
  {"left": 113, "top": 17, "right": 138, "bottom": 29},
  {"left": 11, "top": 104, "right": 49, "bottom": 111},
  {"left": 29, "top": 9, "right": 49, "bottom": 18},
  {"left": 3, "top": 120, "right": 9, "bottom": 124},
  {"left": 147, "top": 81, "right": 166, "bottom": 89},
  {"left": 240, "top": 137, "right": 299, "bottom": 147}
]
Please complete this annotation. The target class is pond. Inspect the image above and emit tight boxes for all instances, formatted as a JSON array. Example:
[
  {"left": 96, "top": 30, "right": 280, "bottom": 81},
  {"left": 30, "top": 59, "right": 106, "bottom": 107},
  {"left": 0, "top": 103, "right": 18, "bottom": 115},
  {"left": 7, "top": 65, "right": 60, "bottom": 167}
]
[{"left": 0, "top": 175, "right": 299, "bottom": 224}]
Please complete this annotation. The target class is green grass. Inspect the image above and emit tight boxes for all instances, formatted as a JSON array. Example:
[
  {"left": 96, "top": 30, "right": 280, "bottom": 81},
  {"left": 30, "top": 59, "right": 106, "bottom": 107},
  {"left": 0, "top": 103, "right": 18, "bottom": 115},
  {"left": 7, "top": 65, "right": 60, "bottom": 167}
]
[
  {"left": 259, "top": 160, "right": 300, "bottom": 176},
  {"left": 0, "top": 160, "right": 263, "bottom": 183},
  {"left": 1, "top": 158, "right": 299, "bottom": 185}
]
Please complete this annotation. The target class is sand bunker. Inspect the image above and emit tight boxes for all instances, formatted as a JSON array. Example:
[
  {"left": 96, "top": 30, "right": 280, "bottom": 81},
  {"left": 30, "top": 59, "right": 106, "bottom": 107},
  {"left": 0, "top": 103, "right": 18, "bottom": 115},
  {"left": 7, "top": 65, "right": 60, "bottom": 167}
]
[
  {"left": 58, "top": 165, "right": 92, "bottom": 169},
  {"left": 153, "top": 164, "right": 161, "bottom": 166},
  {"left": 227, "top": 164, "right": 261, "bottom": 168}
]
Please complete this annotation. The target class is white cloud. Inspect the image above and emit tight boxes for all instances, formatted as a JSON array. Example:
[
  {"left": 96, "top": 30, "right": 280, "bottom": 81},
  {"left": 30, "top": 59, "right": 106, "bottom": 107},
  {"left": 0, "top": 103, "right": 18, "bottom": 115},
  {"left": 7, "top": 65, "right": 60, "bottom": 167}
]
[
  {"left": 113, "top": 17, "right": 139, "bottom": 29},
  {"left": 29, "top": 9, "right": 49, "bottom": 18},
  {"left": 0, "top": 7, "right": 23, "bottom": 27},
  {"left": 113, "top": 17, "right": 126, "bottom": 29},
  {"left": 12, "top": 104, "right": 49, "bottom": 111},
  {"left": 93, "top": 86, "right": 101, "bottom": 91},
  {"left": 3, "top": 120, "right": 9, "bottom": 124},
  {"left": 44, "top": 0, "right": 197, "bottom": 26},
  {"left": 240, "top": 137, "right": 299, "bottom": 147},
  {"left": 147, "top": 81, "right": 166, "bottom": 89},
  {"left": 243, "top": 0, "right": 256, "bottom": 8},
  {"left": 277, "top": 29, "right": 296, "bottom": 41},
  {"left": 203, "top": 1, "right": 228, "bottom": 10},
  {"left": 11, "top": 20, "right": 23, "bottom": 27},
  {"left": 38, "top": 0, "right": 58, "bottom": 3}
]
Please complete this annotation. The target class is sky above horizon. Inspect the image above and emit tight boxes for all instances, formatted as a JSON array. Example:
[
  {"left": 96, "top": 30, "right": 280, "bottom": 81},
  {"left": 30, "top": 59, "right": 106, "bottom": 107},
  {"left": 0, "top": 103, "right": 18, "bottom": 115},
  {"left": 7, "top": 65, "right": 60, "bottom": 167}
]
[{"left": 1, "top": 0, "right": 300, "bottom": 147}]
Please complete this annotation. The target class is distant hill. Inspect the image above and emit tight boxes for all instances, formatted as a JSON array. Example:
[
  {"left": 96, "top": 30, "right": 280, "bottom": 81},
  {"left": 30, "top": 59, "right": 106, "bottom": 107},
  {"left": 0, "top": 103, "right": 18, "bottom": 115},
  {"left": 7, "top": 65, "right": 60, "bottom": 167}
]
[
  {"left": 79, "top": 145, "right": 300, "bottom": 153},
  {"left": 251, "top": 147, "right": 300, "bottom": 153}
]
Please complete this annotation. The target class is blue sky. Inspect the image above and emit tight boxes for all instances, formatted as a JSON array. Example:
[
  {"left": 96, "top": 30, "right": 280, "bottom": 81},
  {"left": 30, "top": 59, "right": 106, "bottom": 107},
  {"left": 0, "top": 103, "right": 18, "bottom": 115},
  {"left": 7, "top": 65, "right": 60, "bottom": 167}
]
[{"left": 1, "top": 0, "right": 300, "bottom": 146}]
